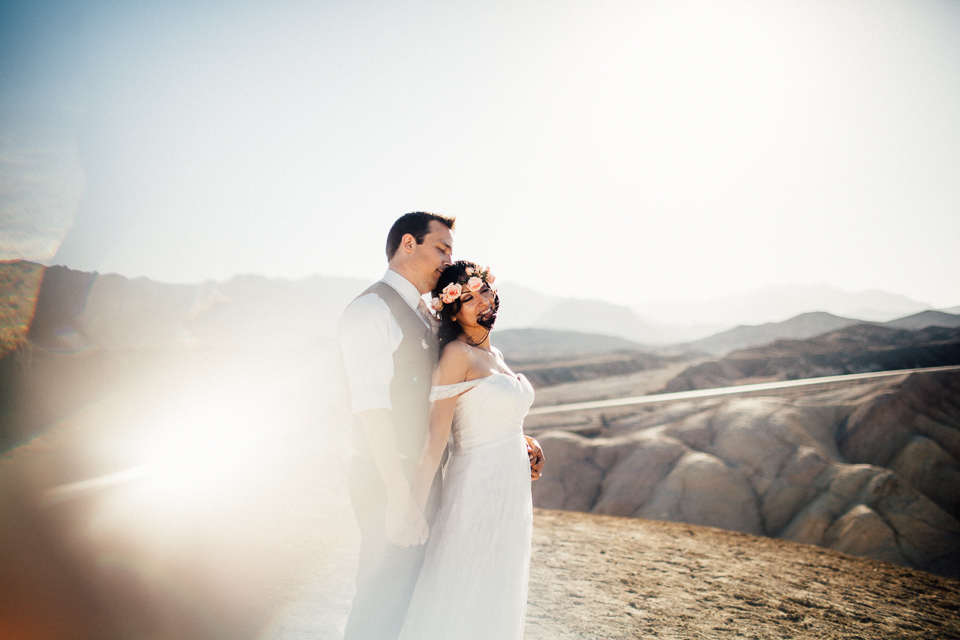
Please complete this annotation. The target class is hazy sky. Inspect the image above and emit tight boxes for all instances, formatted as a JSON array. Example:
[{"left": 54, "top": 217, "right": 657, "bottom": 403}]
[{"left": 2, "top": 0, "right": 958, "bottom": 307}]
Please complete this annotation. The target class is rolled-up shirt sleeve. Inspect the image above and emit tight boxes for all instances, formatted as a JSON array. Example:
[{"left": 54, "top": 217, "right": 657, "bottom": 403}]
[{"left": 337, "top": 293, "right": 403, "bottom": 414}]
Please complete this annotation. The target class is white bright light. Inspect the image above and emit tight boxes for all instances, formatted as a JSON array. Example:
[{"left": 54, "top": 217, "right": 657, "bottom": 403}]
[{"left": 135, "top": 399, "right": 269, "bottom": 503}]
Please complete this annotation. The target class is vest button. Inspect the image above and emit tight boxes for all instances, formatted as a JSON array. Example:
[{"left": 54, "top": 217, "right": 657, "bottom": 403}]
[{"left": 421, "top": 338, "right": 429, "bottom": 349}]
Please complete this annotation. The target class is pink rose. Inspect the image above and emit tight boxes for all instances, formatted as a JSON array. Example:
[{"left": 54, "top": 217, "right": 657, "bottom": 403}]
[
  {"left": 441, "top": 282, "right": 462, "bottom": 304},
  {"left": 465, "top": 267, "right": 474, "bottom": 276},
  {"left": 430, "top": 297, "right": 443, "bottom": 311},
  {"left": 486, "top": 270, "right": 495, "bottom": 284},
  {"left": 466, "top": 276, "right": 483, "bottom": 292}
]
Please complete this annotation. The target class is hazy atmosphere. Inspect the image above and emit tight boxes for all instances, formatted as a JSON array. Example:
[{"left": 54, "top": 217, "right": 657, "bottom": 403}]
[
  {"left": 4, "top": 4, "right": 960, "bottom": 638},
  {"left": 2, "top": 0, "right": 959, "bottom": 309}
]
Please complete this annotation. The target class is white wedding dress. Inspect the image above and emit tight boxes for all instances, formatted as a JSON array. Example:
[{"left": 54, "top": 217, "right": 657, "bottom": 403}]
[{"left": 399, "top": 372, "right": 535, "bottom": 640}]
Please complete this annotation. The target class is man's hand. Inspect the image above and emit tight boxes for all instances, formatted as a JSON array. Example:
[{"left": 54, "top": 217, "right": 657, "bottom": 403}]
[
  {"left": 384, "top": 492, "right": 429, "bottom": 547},
  {"left": 525, "top": 436, "right": 544, "bottom": 481}
]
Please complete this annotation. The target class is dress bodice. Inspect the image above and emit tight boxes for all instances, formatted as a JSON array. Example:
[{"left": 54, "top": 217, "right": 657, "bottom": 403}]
[{"left": 429, "top": 372, "right": 535, "bottom": 453}]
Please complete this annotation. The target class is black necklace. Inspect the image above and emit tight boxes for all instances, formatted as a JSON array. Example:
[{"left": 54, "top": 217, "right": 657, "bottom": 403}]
[{"left": 462, "top": 330, "right": 490, "bottom": 347}]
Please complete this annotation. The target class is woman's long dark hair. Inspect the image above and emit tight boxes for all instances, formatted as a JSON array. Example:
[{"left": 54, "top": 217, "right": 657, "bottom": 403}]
[{"left": 432, "top": 261, "right": 500, "bottom": 351}]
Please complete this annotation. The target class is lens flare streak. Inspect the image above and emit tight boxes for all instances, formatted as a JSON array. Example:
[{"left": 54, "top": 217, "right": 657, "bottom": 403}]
[{"left": 43, "top": 464, "right": 155, "bottom": 504}]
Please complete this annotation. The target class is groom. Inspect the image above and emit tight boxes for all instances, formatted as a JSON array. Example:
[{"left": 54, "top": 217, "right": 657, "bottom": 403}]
[
  {"left": 338, "top": 212, "right": 543, "bottom": 640},
  {"left": 338, "top": 212, "right": 453, "bottom": 640}
]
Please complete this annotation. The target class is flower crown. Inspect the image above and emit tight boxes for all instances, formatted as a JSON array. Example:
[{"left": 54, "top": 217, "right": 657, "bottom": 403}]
[{"left": 430, "top": 265, "right": 496, "bottom": 312}]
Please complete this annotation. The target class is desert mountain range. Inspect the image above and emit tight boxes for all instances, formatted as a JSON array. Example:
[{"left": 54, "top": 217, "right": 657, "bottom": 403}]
[
  {"left": 497, "top": 281, "right": 940, "bottom": 345},
  {"left": 663, "top": 324, "right": 960, "bottom": 393},
  {"left": 2, "top": 261, "right": 956, "bottom": 356},
  {"left": 634, "top": 283, "right": 936, "bottom": 325},
  {"left": 676, "top": 309, "right": 960, "bottom": 356}
]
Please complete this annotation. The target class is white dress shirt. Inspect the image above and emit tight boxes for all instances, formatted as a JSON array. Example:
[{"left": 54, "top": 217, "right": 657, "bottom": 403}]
[{"left": 337, "top": 269, "right": 433, "bottom": 414}]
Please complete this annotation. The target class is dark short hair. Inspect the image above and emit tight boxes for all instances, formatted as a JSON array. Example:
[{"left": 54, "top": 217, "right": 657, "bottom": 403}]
[
  {"left": 432, "top": 260, "right": 500, "bottom": 351},
  {"left": 386, "top": 212, "right": 456, "bottom": 260}
]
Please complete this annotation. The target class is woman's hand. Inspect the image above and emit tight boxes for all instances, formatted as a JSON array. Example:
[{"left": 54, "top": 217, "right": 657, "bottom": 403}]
[
  {"left": 385, "top": 491, "right": 429, "bottom": 547},
  {"left": 525, "top": 436, "right": 544, "bottom": 480}
]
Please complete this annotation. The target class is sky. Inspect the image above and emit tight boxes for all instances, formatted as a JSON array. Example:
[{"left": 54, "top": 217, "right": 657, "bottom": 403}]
[{"left": 1, "top": 0, "right": 959, "bottom": 308}]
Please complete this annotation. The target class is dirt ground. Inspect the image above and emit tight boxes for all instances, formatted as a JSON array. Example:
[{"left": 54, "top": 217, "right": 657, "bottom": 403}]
[
  {"left": 526, "top": 509, "right": 960, "bottom": 640},
  {"left": 6, "top": 441, "right": 960, "bottom": 640},
  {"left": 259, "top": 503, "right": 960, "bottom": 640}
]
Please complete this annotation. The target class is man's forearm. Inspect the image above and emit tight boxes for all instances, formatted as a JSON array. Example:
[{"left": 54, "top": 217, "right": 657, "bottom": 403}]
[
  {"left": 357, "top": 408, "right": 428, "bottom": 546},
  {"left": 357, "top": 408, "right": 411, "bottom": 498}
]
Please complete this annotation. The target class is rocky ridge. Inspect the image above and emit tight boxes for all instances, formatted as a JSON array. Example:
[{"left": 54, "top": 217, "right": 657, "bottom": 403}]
[
  {"left": 529, "top": 370, "right": 960, "bottom": 578},
  {"left": 1, "top": 261, "right": 368, "bottom": 354},
  {"left": 677, "top": 311, "right": 862, "bottom": 355},
  {"left": 886, "top": 309, "right": 960, "bottom": 330},
  {"left": 663, "top": 323, "right": 960, "bottom": 393}
]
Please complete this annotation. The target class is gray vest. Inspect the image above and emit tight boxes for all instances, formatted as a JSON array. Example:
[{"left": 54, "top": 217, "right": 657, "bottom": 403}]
[{"left": 352, "top": 281, "right": 439, "bottom": 471}]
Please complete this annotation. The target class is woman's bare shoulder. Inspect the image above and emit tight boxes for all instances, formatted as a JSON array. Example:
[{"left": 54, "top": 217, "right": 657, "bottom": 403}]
[
  {"left": 441, "top": 339, "right": 472, "bottom": 357},
  {"left": 435, "top": 340, "right": 472, "bottom": 384}
]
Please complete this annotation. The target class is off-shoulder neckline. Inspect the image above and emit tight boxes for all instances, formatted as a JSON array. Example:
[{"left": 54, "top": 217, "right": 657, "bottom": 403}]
[{"left": 432, "top": 370, "right": 523, "bottom": 390}]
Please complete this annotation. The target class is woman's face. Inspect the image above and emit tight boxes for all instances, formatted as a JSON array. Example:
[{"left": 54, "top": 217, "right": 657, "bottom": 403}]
[{"left": 452, "top": 282, "right": 496, "bottom": 329}]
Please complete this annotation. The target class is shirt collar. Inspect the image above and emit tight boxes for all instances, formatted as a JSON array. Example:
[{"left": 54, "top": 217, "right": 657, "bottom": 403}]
[{"left": 381, "top": 269, "right": 425, "bottom": 312}]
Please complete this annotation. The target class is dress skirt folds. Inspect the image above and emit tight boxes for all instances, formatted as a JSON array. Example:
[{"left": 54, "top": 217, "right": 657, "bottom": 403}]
[{"left": 399, "top": 373, "right": 535, "bottom": 640}]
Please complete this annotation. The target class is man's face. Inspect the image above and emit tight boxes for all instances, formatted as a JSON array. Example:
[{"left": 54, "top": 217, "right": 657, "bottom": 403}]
[{"left": 409, "top": 220, "right": 454, "bottom": 292}]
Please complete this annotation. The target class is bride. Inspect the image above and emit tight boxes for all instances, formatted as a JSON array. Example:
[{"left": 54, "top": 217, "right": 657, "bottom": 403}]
[{"left": 399, "top": 261, "right": 541, "bottom": 640}]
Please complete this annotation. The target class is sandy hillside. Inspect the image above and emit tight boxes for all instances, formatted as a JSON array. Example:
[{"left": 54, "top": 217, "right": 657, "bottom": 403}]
[{"left": 526, "top": 509, "right": 960, "bottom": 640}]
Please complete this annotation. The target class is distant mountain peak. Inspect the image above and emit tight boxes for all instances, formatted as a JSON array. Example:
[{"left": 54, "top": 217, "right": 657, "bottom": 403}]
[
  {"left": 680, "top": 311, "right": 863, "bottom": 355},
  {"left": 633, "top": 283, "right": 930, "bottom": 326}
]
